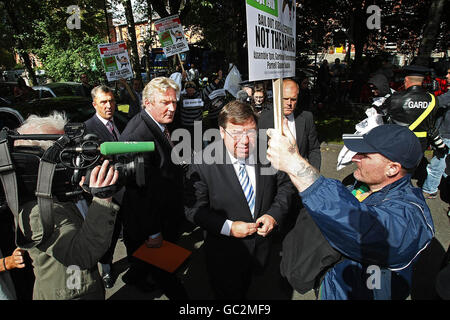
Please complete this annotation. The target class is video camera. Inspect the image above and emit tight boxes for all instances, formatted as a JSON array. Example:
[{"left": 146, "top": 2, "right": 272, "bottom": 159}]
[{"left": 0, "top": 122, "right": 154, "bottom": 205}]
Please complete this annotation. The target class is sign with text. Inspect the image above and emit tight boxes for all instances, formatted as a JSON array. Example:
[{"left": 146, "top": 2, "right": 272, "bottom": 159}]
[
  {"left": 154, "top": 14, "right": 190, "bottom": 57},
  {"left": 183, "top": 98, "right": 204, "bottom": 108},
  {"left": 246, "top": 0, "right": 296, "bottom": 81},
  {"left": 98, "top": 41, "right": 133, "bottom": 81}
]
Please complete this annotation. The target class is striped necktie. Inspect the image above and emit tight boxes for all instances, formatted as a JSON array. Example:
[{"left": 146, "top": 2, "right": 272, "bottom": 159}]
[
  {"left": 238, "top": 163, "right": 255, "bottom": 217},
  {"left": 106, "top": 121, "right": 118, "bottom": 141}
]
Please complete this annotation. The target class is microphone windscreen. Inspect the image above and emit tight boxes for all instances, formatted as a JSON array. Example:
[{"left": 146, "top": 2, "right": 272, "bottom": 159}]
[{"left": 100, "top": 141, "right": 155, "bottom": 155}]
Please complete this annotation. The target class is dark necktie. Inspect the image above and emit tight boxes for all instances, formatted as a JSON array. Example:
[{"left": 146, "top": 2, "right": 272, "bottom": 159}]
[
  {"left": 163, "top": 126, "right": 174, "bottom": 147},
  {"left": 106, "top": 121, "right": 118, "bottom": 141}
]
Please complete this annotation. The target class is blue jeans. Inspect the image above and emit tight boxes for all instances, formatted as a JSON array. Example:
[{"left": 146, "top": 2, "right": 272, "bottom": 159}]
[{"left": 422, "top": 138, "right": 450, "bottom": 194}]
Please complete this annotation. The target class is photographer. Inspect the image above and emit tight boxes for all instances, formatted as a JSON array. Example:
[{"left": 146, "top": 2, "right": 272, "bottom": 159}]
[{"left": 14, "top": 112, "right": 120, "bottom": 300}]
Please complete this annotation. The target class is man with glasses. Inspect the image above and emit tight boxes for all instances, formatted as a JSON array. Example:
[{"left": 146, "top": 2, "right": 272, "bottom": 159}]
[
  {"left": 252, "top": 83, "right": 271, "bottom": 114},
  {"left": 185, "top": 100, "right": 294, "bottom": 299}
]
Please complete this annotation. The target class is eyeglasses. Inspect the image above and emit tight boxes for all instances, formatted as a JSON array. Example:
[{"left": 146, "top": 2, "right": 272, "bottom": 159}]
[
  {"left": 282, "top": 97, "right": 297, "bottom": 102},
  {"left": 223, "top": 127, "right": 257, "bottom": 141},
  {"left": 254, "top": 96, "right": 264, "bottom": 100}
]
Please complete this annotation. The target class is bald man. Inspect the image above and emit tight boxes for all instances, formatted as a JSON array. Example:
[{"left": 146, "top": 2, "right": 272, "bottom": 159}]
[{"left": 258, "top": 79, "right": 321, "bottom": 236}]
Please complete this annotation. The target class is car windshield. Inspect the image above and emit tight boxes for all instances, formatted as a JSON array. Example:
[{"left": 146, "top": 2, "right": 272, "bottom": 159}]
[{"left": 51, "top": 85, "right": 77, "bottom": 96}]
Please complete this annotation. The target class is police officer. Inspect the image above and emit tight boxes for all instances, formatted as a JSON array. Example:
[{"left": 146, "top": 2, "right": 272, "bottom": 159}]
[{"left": 377, "top": 65, "right": 446, "bottom": 153}]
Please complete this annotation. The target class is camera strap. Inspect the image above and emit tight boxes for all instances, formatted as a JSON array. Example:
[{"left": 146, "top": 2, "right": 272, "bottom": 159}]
[
  {"left": 0, "top": 134, "right": 69, "bottom": 249},
  {"left": 33, "top": 159, "right": 56, "bottom": 248},
  {"left": 0, "top": 138, "right": 19, "bottom": 218},
  {"left": 0, "top": 137, "right": 39, "bottom": 249}
]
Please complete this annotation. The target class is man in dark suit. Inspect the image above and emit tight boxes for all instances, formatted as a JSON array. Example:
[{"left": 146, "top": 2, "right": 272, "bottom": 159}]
[
  {"left": 119, "top": 77, "right": 188, "bottom": 299},
  {"left": 84, "top": 85, "right": 122, "bottom": 289},
  {"left": 85, "top": 85, "right": 120, "bottom": 142},
  {"left": 185, "top": 100, "right": 294, "bottom": 299},
  {"left": 258, "top": 79, "right": 321, "bottom": 170},
  {"left": 258, "top": 79, "right": 321, "bottom": 236}
]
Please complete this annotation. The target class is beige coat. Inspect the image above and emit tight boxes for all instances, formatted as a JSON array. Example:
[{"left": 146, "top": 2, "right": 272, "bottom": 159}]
[{"left": 18, "top": 198, "right": 119, "bottom": 300}]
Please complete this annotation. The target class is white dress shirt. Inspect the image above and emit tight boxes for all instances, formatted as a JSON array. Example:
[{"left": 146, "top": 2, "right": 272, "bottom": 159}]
[
  {"left": 286, "top": 113, "right": 297, "bottom": 140},
  {"left": 220, "top": 150, "right": 257, "bottom": 236},
  {"left": 95, "top": 113, "right": 120, "bottom": 139}
]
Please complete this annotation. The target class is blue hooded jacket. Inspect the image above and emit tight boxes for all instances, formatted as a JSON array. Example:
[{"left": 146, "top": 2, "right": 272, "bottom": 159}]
[{"left": 300, "top": 175, "right": 435, "bottom": 300}]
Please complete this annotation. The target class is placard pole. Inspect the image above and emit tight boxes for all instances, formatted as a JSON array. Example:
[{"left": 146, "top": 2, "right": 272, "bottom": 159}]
[{"left": 272, "top": 78, "right": 283, "bottom": 134}]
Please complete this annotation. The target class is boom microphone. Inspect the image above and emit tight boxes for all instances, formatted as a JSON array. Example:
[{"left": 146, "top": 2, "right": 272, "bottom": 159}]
[{"left": 100, "top": 141, "right": 155, "bottom": 155}]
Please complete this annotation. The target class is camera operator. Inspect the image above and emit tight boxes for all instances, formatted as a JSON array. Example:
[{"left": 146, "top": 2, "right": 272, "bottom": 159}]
[{"left": 15, "top": 112, "right": 120, "bottom": 300}]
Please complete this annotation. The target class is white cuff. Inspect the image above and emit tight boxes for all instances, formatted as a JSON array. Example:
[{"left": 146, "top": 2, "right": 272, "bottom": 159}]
[{"left": 220, "top": 220, "right": 233, "bottom": 236}]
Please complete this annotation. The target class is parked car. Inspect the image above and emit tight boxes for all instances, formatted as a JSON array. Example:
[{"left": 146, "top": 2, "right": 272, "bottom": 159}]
[
  {"left": 0, "top": 81, "right": 19, "bottom": 105},
  {"left": 32, "top": 82, "right": 85, "bottom": 99}
]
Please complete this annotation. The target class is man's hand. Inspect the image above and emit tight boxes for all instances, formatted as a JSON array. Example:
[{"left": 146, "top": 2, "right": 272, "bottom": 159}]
[
  {"left": 256, "top": 214, "right": 277, "bottom": 237},
  {"left": 267, "top": 118, "right": 301, "bottom": 173},
  {"left": 267, "top": 119, "right": 320, "bottom": 193},
  {"left": 79, "top": 160, "right": 119, "bottom": 202},
  {"left": 230, "top": 221, "right": 258, "bottom": 238},
  {"left": 5, "top": 248, "right": 26, "bottom": 270}
]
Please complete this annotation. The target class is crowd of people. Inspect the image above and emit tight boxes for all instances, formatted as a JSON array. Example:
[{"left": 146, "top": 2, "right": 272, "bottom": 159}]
[{"left": 0, "top": 58, "right": 449, "bottom": 301}]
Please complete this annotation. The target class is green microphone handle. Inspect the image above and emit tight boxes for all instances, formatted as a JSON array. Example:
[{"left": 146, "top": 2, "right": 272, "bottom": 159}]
[{"left": 100, "top": 141, "right": 155, "bottom": 155}]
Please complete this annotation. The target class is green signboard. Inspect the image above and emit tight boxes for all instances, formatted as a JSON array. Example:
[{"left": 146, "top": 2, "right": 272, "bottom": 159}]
[{"left": 246, "top": 0, "right": 278, "bottom": 17}]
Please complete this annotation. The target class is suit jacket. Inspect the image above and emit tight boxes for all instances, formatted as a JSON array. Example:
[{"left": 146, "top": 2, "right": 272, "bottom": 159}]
[
  {"left": 258, "top": 109, "right": 321, "bottom": 171},
  {"left": 119, "top": 109, "right": 184, "bottom": 253},
  {"left": 84, "top": 114, "right": 119, "bottom": 142},
  {"left": 184, "top": 140, "right": 294, "bottom": 267}
]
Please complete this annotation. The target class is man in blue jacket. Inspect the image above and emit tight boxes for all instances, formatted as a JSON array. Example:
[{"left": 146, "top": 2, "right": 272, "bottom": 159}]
[{"left": 267, "top": 122, "right": 435, "bottom": 299}]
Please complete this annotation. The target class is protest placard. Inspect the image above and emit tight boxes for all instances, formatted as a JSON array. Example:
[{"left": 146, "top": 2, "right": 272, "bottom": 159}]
[
  {"left": 98, "top": 41, "right": 134, "bottom": 82},
  {"left": 246, "top": 1, "right": 296, "bottom": 132},
  {"left": 154, "top": 14, "right": 190, "bottom": 58},
  {"left": 246, "top": 0, "right": 296, "bottom": 82}
]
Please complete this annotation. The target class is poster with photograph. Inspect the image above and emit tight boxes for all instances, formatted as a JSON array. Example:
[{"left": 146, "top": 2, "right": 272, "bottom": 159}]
[
  {"left": 98, "top": 41, "right": 133, "bottom": 81},
  {"left": 155, "top": 14, "right": 190, "bottom": 57}
]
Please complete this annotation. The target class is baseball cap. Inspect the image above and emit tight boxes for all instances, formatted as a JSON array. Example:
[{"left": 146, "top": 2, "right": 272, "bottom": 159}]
[{"left": 342, "top": 124, "right": 423, "bottom": 169}]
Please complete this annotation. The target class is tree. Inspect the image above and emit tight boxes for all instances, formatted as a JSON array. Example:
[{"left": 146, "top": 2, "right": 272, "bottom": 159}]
[
  {"left": 122, "top": 0, "right": 142, "bottom": 81},
  {"left": 184, "top": 0, "right": 247, "bottom": 74},
  {"left": 33, "top": 0, "right": 109, "bottom": 82},
  {"left": 0, "top": 0, "right": 44, "bottom": 85}
]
